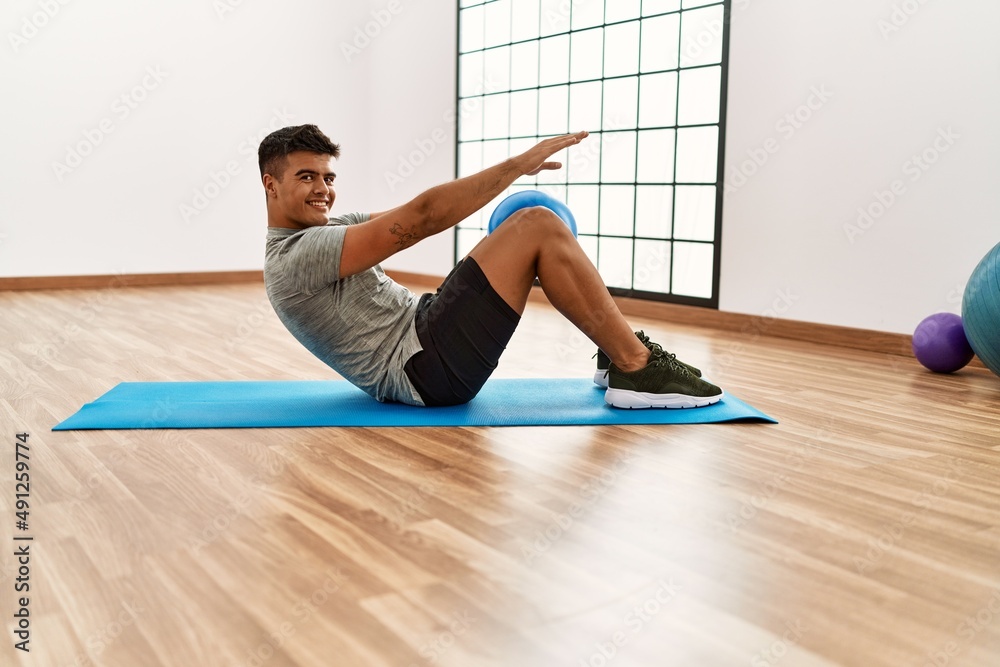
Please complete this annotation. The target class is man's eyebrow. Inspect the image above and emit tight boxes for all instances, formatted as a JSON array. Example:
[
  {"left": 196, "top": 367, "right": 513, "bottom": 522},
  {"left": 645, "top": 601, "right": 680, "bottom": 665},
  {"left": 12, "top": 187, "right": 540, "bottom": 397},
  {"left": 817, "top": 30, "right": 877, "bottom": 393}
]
[{"left": 294, "top": 168, "right": 336, "bottom": 178}]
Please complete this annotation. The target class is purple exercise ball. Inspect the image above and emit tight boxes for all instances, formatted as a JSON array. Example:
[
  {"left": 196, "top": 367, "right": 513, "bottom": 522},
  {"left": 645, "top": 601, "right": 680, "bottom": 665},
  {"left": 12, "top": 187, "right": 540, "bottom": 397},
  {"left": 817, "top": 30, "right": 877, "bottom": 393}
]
[{"left": 912, "top": 312, "right": 975, "bottom": 373}]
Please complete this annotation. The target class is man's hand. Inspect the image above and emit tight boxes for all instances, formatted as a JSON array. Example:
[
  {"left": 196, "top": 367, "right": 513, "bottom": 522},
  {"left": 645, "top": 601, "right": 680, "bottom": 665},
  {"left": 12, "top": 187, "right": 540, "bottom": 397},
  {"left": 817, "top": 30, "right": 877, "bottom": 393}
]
[{"left": 513, "top": 131, "right": 590, "bottom": 176}]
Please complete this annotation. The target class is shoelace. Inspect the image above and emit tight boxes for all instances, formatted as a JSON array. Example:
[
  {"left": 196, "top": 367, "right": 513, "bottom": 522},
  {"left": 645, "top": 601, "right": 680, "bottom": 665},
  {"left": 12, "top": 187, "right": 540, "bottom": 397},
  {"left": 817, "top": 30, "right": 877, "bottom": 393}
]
[
  {"left": 648, "top": 345, "right": 691, "bottom": 375},
  {"left": 635, "top": 331, "right": 689, "bottom": 374},
  {"left": 635, "top": 330, "right": 667, "bottom": 357},
  {"left": 597, "top": 331, "right": 689, "bottom": 376}
]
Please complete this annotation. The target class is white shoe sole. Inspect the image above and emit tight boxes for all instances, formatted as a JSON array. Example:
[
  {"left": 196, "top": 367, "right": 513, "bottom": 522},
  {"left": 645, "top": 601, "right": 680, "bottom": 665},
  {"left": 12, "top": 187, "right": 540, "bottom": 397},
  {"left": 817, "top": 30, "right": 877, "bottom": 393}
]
[
  {"left": 605, "top": 388, "right": 724, "bottom": 409},
  {"left": 593, "top": 370, "right": 610, "bottom": 388}
]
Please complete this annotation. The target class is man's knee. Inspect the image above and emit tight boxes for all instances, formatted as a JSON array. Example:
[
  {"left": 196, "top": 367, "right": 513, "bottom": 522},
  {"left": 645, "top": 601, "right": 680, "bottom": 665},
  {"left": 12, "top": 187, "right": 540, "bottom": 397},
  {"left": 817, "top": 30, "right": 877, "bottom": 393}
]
[{"left": 503, "top": 206, "right": 572, "bottom": 240}]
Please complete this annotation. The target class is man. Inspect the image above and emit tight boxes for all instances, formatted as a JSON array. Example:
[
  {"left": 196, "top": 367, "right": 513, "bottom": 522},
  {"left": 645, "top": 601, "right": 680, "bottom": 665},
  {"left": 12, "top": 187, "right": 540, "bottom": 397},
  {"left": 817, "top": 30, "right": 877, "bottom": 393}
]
[{"left": 261, "top": 124, "right": 722, "bottom": 409}]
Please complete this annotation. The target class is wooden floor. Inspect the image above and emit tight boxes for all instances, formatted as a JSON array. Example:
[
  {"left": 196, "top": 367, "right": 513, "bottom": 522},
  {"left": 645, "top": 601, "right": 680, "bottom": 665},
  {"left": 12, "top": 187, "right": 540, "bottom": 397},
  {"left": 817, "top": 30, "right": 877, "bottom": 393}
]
[{"left": 1, "top": 280, "right": 999, "bottom": 667}]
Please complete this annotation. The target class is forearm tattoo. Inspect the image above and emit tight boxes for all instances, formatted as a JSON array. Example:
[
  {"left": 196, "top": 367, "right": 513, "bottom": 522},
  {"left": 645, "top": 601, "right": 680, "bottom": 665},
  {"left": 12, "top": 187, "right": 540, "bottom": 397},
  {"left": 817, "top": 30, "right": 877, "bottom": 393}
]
[{"left": 389, "top": 223, "right": 418, "bottom": 249}]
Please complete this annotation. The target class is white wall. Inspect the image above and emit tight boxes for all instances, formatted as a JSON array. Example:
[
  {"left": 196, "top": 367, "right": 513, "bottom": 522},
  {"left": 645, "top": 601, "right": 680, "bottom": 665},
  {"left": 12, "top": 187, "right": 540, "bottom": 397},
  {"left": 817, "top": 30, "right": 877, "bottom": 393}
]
[
  {"left": 0, "top": 0, "right": 374, "bottom": 277},
  {"left": 366, "top": 0, "right": 458, "bottom": 275},
  {"left": 720, "top": 0, "right": 1000, "bottom": 333}
]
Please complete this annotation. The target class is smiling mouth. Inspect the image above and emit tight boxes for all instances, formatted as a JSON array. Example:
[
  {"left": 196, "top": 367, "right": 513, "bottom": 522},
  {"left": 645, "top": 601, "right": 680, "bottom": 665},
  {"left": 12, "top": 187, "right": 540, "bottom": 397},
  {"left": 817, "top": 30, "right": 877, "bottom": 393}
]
[{"left": 308, "top": 201, "right": 329, "bottom": 210}]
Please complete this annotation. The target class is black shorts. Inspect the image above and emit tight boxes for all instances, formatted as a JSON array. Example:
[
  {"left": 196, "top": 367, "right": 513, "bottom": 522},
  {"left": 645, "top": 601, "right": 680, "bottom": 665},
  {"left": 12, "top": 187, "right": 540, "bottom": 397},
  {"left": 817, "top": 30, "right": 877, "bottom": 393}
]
[{"left": 403, "top": 257, "right": 520, "bottom": 406}]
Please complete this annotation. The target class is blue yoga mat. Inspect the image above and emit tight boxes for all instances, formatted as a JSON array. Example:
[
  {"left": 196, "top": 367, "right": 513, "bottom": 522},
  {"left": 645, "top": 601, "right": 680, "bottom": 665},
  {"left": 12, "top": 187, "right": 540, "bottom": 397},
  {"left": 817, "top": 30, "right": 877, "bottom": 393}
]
[{"left": 52, "top": 378, "right": 776, "bottom": 430}]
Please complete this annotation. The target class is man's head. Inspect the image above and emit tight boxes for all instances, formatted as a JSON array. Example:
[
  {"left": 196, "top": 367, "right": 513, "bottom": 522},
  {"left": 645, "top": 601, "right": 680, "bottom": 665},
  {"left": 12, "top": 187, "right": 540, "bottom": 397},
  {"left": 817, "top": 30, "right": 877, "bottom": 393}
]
[{"left": 259, "top": 124, "right": 341, "bottom": 229}]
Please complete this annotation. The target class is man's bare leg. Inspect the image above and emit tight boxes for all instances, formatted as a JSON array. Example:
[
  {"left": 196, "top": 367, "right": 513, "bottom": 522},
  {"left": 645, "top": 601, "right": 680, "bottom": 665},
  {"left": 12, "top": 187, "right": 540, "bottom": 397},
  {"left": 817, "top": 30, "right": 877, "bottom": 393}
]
[{"left": 467, "top": 206, "right": 650, "bottom": 372}]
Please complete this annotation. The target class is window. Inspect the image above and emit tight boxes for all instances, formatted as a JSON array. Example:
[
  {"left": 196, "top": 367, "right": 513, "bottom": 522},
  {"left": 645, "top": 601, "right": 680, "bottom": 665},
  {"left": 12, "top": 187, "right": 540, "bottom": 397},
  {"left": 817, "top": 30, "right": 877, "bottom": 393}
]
[{"left": 456, "top": 0, "right": 730, "bottom": 307}]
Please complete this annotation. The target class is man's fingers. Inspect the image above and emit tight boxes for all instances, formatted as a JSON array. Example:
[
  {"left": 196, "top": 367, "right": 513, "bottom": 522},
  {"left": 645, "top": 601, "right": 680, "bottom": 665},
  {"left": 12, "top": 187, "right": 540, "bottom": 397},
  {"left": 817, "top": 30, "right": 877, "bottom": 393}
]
[
  {"left": 538, "top": 131, "right": 588, "bottom": 157},
  {"left": 545, "top": 131, "right": 588, "bottom": 148},
  {"left": 557, "top": 130, "right": 589, "bottom": 146},
  {"left": 519, "top": 132, "right": 586, "bottom": 175}
]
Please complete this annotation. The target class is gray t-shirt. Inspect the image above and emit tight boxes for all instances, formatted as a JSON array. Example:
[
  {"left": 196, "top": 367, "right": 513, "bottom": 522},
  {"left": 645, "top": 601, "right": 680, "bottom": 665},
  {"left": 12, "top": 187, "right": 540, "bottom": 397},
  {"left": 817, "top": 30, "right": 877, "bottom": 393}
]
[{"left": 264, "top": 212, "right": 424, "bottom": 405}]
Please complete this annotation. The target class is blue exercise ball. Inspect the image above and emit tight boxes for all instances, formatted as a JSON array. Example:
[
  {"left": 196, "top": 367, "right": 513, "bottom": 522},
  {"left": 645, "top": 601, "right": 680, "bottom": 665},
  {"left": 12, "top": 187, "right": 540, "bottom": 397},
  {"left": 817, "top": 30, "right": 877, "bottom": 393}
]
[
  {"left": 487, "top": 190, "right": 578, "bottom": 237},
  {"left": 962, "top": 241, "right": 1000, "bottom": 377}
]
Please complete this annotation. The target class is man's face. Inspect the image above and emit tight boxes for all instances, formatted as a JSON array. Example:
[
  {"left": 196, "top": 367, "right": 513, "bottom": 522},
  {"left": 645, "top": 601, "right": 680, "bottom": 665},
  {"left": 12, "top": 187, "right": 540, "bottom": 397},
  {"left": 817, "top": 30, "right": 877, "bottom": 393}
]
[{"left": 265, "top": 151, "right": 336, "bottom": 229}]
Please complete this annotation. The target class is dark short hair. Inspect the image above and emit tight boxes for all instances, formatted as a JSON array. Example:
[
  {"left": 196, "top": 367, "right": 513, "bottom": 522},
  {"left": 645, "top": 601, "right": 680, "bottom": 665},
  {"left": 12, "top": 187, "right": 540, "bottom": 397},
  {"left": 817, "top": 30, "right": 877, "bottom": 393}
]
[{"left": 258, "top": 124, "right": 340, "bottom": 180}]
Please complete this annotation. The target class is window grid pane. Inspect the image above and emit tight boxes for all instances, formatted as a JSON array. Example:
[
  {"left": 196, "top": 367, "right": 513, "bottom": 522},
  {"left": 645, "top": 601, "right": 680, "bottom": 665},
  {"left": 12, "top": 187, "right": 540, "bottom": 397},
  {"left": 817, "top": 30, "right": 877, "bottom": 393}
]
[{"left": 457, "top": 0, "right": 728, "bottom": 307}]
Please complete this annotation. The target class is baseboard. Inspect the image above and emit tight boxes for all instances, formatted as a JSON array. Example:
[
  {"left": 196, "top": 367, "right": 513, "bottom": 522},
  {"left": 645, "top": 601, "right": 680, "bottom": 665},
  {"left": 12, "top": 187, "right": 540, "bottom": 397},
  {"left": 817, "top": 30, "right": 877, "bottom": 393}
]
[
  {"left": 0, "top": 271, "right": 264, "bottom": 291},
  {"left": 3, "top": 268, "right": 983, "bottom": 368},
  {"left": 611, "top": 294, "right": 912, "bottom": 355}
]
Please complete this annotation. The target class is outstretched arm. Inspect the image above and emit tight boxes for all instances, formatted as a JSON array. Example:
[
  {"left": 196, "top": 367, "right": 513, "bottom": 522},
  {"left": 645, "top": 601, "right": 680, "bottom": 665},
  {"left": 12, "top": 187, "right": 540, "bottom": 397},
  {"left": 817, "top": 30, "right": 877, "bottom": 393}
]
[{"left": 339, "top": 131, "right": 588, "bottom": 279}]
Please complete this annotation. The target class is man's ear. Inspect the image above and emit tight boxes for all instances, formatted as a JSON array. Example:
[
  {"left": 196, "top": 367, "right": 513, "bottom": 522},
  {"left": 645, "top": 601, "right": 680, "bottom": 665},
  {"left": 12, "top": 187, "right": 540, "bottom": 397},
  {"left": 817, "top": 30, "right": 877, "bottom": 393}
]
[{"left": 262, "top": 173, "right": 278, "bottom": 198}]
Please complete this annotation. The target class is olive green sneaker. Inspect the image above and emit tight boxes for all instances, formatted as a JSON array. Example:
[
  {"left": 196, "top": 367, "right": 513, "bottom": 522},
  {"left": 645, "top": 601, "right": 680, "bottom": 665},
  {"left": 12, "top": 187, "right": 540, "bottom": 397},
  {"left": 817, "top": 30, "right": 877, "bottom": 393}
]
[
  {"left": 594, "top": 330, "right": 702, "bottom": 388},
  {"left": 605, "top": 345, "right": 723, "bottom": 409}
]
